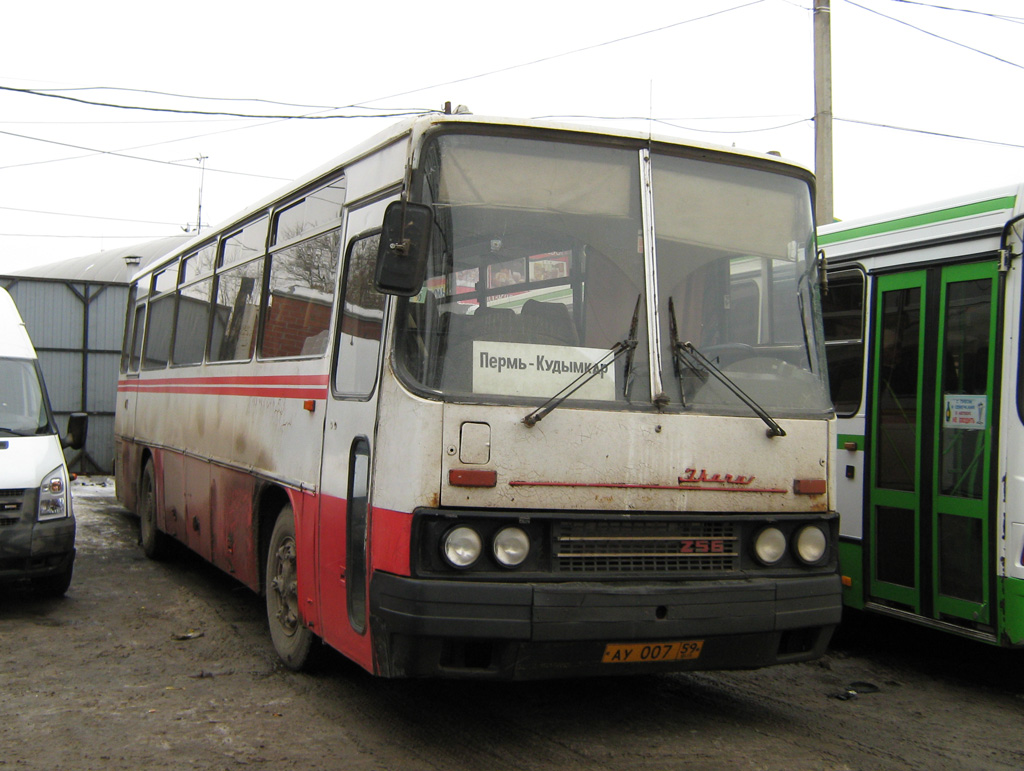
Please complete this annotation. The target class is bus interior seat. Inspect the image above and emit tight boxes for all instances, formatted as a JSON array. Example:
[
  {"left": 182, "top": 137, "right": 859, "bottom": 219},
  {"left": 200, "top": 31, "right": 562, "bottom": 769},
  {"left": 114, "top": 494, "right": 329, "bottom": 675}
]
[
  {"left": 472, "top": 306, "right": 519, "bottom": 342},
  {"left": 520, "top": 299, "right": 578, "bottom": 346},
  {"left": 440, "top": 306, "right": 520, "bottom": 391}
]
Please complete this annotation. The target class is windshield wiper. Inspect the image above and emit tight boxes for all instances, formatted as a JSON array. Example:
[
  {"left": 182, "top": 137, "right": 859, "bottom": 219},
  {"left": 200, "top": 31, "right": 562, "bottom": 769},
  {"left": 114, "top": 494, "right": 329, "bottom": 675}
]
[
  {"left": 668, "top": 298, "right": 706, "bottom": 407},
  {"left": 621, "top": 294, "right": 642, "bottom": 401},
  {"left": 522, "top": 294, "right": 641, "bottom": 428},
  {"left": 667, "top": 299, "right": 785, "bottom": 438}
]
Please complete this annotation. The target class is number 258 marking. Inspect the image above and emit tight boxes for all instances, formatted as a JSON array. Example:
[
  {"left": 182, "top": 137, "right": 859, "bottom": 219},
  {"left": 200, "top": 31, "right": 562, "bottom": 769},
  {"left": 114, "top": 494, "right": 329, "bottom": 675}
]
[{"left": 680, "top": 539, "right": 725, "bottom": 554}]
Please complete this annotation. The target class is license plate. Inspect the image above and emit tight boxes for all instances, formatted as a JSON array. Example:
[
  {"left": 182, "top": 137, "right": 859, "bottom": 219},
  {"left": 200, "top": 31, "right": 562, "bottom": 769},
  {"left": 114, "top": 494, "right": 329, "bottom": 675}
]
[{"left": 602, "top": 640, "right": 704, "bottom": 664}]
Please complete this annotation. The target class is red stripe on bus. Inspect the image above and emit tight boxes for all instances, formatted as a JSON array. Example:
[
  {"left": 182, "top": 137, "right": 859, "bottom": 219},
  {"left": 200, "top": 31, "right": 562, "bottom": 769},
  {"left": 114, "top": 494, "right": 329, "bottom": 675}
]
[
  {"left": 117, "top": 374, "right": 329, "bottom": 399},
  {"left": 119, "top": 374, "right": 329, "bottom": 387},
  {"left": 508, "top": 480, "right": 787, "bottom": 493},
  {"left": 120, "top": 384, "right": 328, "bottom": 399}
]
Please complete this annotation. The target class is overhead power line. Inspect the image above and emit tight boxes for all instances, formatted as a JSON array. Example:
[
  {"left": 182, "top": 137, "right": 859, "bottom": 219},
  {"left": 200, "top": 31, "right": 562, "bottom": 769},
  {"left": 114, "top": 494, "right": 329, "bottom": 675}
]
[
  {"left": 0, "top": 204, "right": 181, "bottom": 227},
  {"left": 846, "top": 0, "right": 1024, "bottom": 71},
  {"left": 0, "top": 232, "right": 171, "bottom": 239},
  {"left": 28, "top": 86, "right": 346, "bottom": 112},
  {"left": 1, "top": 1, "right": 770, "bottom": 118},
  {"left": 0, "top": 85, "right": 431, "bottom": 121},
  {"left": 0, "top": 128, "right": 288, "bottom": 180},
  {"left": 836, "top": 116, "right": 1024, "bottom": 149},
  {"left": 353, "top": 0, "right": 769, "bottom": 106},
  {"left": 885, "top": 0, "right": 1024, "bottom": 23}
]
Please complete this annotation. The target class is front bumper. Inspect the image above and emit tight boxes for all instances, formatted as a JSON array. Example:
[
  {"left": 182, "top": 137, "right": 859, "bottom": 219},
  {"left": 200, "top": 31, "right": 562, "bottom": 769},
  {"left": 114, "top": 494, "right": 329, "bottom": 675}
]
[
  {"left": 0, "top": 500, "right": 76, "bottom": 583},
  {"left": 369, "top": 572, "right": 841, "bottom": 679}
]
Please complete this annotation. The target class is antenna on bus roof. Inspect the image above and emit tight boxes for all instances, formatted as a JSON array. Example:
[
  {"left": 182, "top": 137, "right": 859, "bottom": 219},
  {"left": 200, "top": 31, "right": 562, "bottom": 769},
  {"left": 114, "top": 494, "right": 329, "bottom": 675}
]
[
  {"left": 647, "top": 80, "right": 654, "bottom": 145},
  {"left": 178, "top": 154, "right": 208, "bottom": 234},
  {"left": 443, "top": 101, "right": 471, "bottom": 115}
]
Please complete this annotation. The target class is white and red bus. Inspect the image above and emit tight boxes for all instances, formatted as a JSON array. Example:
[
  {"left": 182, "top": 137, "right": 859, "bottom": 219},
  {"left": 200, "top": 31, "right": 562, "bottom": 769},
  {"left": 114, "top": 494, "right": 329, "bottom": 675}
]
[{"left": 115, "top": 113, "right": 840, "bottom": 679}]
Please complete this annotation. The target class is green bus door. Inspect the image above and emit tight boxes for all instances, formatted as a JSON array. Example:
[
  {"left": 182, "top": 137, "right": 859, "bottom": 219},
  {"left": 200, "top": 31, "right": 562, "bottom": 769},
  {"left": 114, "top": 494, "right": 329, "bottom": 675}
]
[{"left": 868, "top": 262, "right": 998, "bottom": 629}]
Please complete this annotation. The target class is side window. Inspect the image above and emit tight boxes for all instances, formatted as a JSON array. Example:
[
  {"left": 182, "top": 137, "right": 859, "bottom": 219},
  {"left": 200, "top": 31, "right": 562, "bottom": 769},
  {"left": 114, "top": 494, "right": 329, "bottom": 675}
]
[
  {"left": 822, "top": 268, "right": 866, "bottom": 415},
  {"left": 261, "top": 229, "right": 340, "bottom": 358},
  {"left": 272, "top": 177, "right": 346, "bottom": 246},
  {"left": 209, "top": 220, "right": 268, "bottom": 363},
  {"left": 209, "top": 258, "right": 263, "bottom": 363},
  {"left": 333, "top": 232, "right": 386, "bottom": 396},
  {"left": 120, "top": 283, "right": 138, "bottom": 374},
  {"left": 128, "top": 301, "right": 146, "bottom": 373},
  {"left": 173, "top": 247, "right": 216, "bottom": 365},
  {"left": 142, "top": 263, "right": 178, "bottom": 370},
  {"left": 174, "top": 277, "right": 213, "bottom": 365}
]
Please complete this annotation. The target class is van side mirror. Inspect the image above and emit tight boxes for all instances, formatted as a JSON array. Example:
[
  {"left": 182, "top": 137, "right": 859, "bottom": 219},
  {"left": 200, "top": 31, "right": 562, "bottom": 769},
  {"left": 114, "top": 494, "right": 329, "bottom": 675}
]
[
  {"left": 374, "top": 201, "right": 432, "bottom": 296},
  {"left": 63, "top": 412, "right": 88, "bottom": 451}
]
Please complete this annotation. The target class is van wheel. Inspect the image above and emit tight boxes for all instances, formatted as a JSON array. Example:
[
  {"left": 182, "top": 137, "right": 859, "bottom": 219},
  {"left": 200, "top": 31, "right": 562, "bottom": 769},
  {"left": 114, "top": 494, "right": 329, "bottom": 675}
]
[
  {"left": 266, "top": 504, "right": 316, "bottom": 670},
  {"left": 33, "top": 563, "right": 73, "bottom": 598},
  {"left": 138, "top": 461, "right": 169, "bottom": 560}
]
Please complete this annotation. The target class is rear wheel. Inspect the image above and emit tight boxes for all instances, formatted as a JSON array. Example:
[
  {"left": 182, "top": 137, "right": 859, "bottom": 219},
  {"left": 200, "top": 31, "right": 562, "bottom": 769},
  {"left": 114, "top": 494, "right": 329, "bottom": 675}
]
[
  {"left": 265, "top": 504, "right": 315, "bottom": 670},
  {"left": 138, "top": 460, "right": 170, "bottom": 560}
]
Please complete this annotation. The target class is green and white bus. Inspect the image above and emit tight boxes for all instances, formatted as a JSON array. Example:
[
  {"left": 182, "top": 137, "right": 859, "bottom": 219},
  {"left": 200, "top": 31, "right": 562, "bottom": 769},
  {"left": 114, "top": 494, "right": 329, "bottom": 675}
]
[{"left": 820, "top": 184, "right": 1024, "bottom": 645}]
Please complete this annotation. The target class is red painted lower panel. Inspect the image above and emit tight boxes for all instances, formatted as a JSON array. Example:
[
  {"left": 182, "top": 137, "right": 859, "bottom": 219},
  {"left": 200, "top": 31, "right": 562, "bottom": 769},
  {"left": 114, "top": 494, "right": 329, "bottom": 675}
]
[
  {"left": 208, "top": 468, "right": 260, "bottom": 590},
  {"left": 132, "top": 445, "right": 418, "bottom": 676},
  {"left": 370, "top": 507, "right": 412, "bottom": 577},
  {"left": 318, "top": 494, "right": 360, "bottom": 661},
  {"left": 292, "top": 489, "right": 322, "bottom": 638}
]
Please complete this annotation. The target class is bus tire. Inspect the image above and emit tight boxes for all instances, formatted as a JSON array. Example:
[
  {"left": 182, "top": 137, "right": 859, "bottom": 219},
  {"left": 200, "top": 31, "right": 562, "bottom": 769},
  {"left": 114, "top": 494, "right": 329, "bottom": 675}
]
[
  {"left": 138, "top": 460, "right": 170, "bottom": 560},
  {"left": 265, "top": 504, "right": 315, "bottom": 670}
]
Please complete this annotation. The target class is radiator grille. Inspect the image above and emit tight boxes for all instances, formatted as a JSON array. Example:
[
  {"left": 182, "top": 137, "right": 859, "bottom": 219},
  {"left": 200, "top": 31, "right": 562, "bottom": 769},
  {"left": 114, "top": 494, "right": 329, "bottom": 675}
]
[
  {"left": 0, "top": 489, "right": 25, "bottom": 522},
  {"left": 553, "top": 520, "right": 739, "bottom": 574}
]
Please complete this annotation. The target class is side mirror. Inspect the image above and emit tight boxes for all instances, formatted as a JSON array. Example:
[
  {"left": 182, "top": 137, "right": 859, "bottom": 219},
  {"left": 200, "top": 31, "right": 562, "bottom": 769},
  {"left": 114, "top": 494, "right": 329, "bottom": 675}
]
[
  {"left": 374, "top": 201, "right": 432, "bottom": 296},
  {"left": 817, "top": 249, "right": 828, "bottom": 295},
  {"left": 63, "top": 412, "right": 88, "bottom": 451}
]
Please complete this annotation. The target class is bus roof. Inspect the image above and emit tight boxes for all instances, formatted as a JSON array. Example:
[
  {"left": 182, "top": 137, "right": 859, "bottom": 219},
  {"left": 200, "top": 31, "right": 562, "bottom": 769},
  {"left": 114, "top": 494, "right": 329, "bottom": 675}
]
[
  {"left": 818, "top": 183, "right": 1024, "bottom": 253},
  {"left": 133, "top": 112, "right": 815, "bottom": 283}
]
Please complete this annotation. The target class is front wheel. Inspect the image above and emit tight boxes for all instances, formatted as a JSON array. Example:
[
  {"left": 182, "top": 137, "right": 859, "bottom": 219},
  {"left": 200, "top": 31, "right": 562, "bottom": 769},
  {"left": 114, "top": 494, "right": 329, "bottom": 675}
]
[{"left": 265, "top": 504, "right": 316, "bottom": 670}]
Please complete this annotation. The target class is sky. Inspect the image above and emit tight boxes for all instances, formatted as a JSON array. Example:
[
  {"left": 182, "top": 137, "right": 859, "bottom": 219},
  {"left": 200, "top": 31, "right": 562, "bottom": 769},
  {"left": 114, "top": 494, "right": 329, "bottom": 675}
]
[{"left": 1, "top": 0, "right": 1022, "bottom": 274}]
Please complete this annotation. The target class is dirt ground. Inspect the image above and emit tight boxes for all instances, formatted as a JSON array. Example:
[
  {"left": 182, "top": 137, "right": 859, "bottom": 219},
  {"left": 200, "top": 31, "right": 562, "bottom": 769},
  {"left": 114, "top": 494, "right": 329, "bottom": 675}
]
[{"left": 1, "top": 478, "right": 1023, "bottom": 771}]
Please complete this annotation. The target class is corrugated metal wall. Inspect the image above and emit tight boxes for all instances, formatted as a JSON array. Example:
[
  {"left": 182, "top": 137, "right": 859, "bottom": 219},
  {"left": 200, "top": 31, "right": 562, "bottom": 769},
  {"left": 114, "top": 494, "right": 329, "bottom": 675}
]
[{"left": 0, "top": 276, "right": 128, "bottom": 475}]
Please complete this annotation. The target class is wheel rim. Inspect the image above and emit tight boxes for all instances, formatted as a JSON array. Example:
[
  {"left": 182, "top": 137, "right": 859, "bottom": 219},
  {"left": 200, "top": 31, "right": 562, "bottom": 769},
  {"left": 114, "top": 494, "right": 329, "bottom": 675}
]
[{"left": 270, "top": 536, "right": 300, "bottom": 637}]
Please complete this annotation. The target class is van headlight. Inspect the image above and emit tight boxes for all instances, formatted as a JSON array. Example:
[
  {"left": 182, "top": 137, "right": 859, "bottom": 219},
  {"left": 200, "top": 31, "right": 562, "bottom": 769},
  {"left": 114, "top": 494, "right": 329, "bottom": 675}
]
[{"left": 38, "top": 466, "right": 69, "bottom": 520}]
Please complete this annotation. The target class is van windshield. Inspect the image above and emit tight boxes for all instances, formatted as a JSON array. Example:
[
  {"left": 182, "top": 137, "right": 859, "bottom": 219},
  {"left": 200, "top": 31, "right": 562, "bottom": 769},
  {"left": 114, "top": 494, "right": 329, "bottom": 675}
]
[{"left": 0, "top": 357, "right": 52, "bottom": 436}]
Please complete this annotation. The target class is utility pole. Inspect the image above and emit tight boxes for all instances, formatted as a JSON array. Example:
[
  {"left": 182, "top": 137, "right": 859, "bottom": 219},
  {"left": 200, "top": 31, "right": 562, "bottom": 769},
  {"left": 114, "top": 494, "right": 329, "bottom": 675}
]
[{"left": 814, "top": 0, "right": 834, "bottom": 225}]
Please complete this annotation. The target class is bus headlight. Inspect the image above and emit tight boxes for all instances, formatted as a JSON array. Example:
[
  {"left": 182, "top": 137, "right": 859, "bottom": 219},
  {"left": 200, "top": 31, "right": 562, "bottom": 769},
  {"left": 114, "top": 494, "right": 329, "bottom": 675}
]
[
  {"left": 38, "top": 466, "right": 69, "bottom": 520},
  {"left": 442, "top": 526, "right": 482, "bottom": 569},
  {"left": 794, "top": 525, "right": 828, "bottom": 564},
  {"left": 753, "top": 526, "right": 787, "bottom": 565},
  {"left": 492, "top": 527, "right": 530, "bottom": 568}
]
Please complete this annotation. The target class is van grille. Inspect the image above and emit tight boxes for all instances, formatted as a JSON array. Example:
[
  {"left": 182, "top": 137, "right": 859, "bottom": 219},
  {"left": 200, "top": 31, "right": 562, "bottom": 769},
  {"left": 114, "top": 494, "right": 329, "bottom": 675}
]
[
  {"left": 0, "top": 489, "right": 25, "bottom": 522},
  {"left": 553, "top": 520, "right": 739, "bottom": 574}
]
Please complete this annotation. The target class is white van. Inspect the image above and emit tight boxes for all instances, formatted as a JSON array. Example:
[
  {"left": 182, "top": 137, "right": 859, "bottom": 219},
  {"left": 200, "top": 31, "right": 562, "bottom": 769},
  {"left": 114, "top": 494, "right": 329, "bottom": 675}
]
[{"left": 0, "top": 287, "right": 86, "bottom": 597}]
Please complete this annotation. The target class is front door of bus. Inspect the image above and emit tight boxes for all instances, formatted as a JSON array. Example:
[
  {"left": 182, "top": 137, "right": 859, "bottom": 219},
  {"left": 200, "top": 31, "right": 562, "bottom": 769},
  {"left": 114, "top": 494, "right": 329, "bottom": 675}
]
[
  {"left": 317, "top": 198, "right": 392, "bottom": 663},
  {"left": 867, "top": 261, "right": 999, "bottom": 629}
]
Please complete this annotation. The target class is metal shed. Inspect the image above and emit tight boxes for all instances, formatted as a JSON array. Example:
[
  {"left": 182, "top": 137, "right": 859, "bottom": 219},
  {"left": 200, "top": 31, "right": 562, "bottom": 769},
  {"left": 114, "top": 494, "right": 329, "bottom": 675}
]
[{"left": 1, "top": 236, "right": 190, "bottom": 474}]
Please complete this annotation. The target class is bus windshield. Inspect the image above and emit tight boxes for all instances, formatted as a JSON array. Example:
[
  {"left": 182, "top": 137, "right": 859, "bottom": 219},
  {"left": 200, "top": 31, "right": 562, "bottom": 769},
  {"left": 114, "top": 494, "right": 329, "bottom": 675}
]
[{"left": 393, "top": 131, "right": 830, "bottom": 417}]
